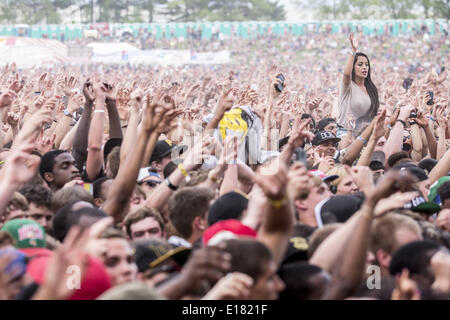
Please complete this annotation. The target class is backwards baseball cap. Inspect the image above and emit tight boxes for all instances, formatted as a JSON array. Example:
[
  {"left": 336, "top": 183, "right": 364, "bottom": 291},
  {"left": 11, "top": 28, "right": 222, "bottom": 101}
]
[
  {"left": 1, "top": 219, "right": 46, "bottom": 249},
  {"left": 403, "top": 195, "right": 441, "bottom": 215},
  {"left": 309, "top": 170, "right": 339, "bottom": 184},
  {"left": 0, "top": 248, "right": 27, "bottom": 282},
  {"left": 311, "top": 131, "right": 341, "bottom": 146},
  {"left": 428, "top": 177, "right": 450, "bottom": 206},
  {"left": 134, "top": 239, "right": 190, "bottom": 274},
  {"left": 137, "top": 167, "right": 162, "bottom": 183},
  {"left": 315, "top": 194, "right": 364, "bottom": 228},
  {"left": 149, "top": 140, "right": 188, "bottom": 164},
  {"left": 394, "top": 164, "right": 428, "bottom": 182},
  {"left": 27, "top": 255, "right": 111, "bottom": 300},
  {"left": 202, "top": 219, "right": 257, "bottom": 246},
  {"left": 208, "top": 191, "right": 249, "bottom": 226},
  {"left": 282, "top": 236, "right": 309, "bottom": 265},
  {"left": 104, "top": 138, "right": 122, "bottom": 161}
]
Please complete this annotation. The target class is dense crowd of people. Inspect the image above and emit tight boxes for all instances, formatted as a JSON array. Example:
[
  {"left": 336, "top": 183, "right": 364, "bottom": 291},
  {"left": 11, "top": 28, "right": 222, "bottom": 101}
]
[{"left": 0, "top": 27, "right": 449, "bottom": 301}]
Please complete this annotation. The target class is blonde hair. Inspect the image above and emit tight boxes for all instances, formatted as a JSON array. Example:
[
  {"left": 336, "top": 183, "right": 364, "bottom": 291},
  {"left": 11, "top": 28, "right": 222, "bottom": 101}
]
[{"left": 326, "top": 165, "right": 348, "bottom": 187}]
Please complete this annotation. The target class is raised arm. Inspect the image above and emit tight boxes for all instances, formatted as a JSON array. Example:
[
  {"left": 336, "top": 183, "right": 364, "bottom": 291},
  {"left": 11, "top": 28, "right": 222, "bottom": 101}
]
[
  {"left": 219, "top": 136, "right": 239, "bottom": 196},
  {"left": 357, "top": 112, "right": 386, "bottom": 166},
  {"left": 85, "top": 82, "right": 106, "bottom": 181},
  {"left": 72, "top": 82, "right": 94, "bottom": 171},
  {"left": 143, "top": 137, "right": 214, "bottom": 212},
  {"left": 59, "top": 119, "right": 80, "bottom": 152},
  {"left": 204, "top": 88, "right": 233, "bottom": 135},
  {"left": 102, "top": 94, "right": 174, "bottom": 224},
  {"left": 416, "top": 111, "right": 437, "bottom": 159},
  {"left": 280, "top": 118, "right": 314, "bottom": 165},
  {"left": 382, "top": 104, "right": 414, "bottom": 164},
  {"left": 255, "top": 159, "right": 294, "bottom": 267},
  {"left": 120, "top": 90, "right": 142, "bottom": 165},
  {"left": 409, "top": 122, "right": 423, "bottom": 162},
  {"left": 343, "top": 33, "right": 358, "bottom": 87},
  {"left": 435, "top": 106, "right": 448, "bottom": 161},
  {"left": 343, "top": 113, "right": 381, "bottom": 165},
  {"left": 104, "top": 88, "right": 123, "bottom": 140},
  {"left": 322, "top": 171, "right": 417, "bottom": 299}
]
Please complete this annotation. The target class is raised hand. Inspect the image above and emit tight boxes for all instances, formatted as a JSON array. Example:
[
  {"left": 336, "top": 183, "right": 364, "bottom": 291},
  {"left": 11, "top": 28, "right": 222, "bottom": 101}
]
[
  {"left": 67, "top": 92, "right": 84, "bottom": 114},
  {"left": 415, "top": 111, "right": 429, "bottom": 128},
  {"left": 36, "top": 131, "right": 56, "bottom": 155},
  {"left": 34, "top": 225, "right": 90, "bottom": 300},
  {"left": 307, "top": 96, "right": 323, "bottom": 111},
  {"left": 64, "top": 76, "right": 78, "bottom": 96},
  {"left": 270, "top": 73, "right": 284, "bottom": 101},
  {"left": 287, "top": 118, "right": 315, "bottom": 149},
  {"left": 141, "top": 94, "right": 175, "bottom": 133},
  {"left": 83, "top": 81, "right": 95, "bottom": 103},
  {"left": 316, "top": 154, "right": 335, "bottom": 174},
  {"left": 202, "top": 272, "right": 253, "bottom": 300},
  {"left": 435, "top": 105, "right": 447, "bottom": 129},
  {"left": 391, "top": 269, "right": 421, "bottom": 300},
  {"left": 255, "top": 158, "right": 288, "bottom": 201},
  {"left": 349, "top": 32, "right": 358, "bottom": 53},
  {"left": 2, "top": 136, "right": 40, "bottom": 188},
  {"left": 372, "top": 109, "right": 387, "bottom": 139},
  {"left": 179, "top": 246, "right": 232, "bottom": 291},
  {"left": 215, "top": 88, "right": 234, "bottom": 116},
  {"left": 14, "top": 108, "right": 52, "bottom": 143},
  {"left": 182, "top": 136, "right": 216, "bottom": 171},
  {"left": 373, "top": 191, "right": 419, "bottom": 217},
  {"left": 0, "top": 89, "right": 17, "bottom": 108},
  {"left": 366, "top": 170, "right": 418, "bottom": 209},
  {"left": 6, "top": 112, "right": 19, "bottom": 128},
  {"left": 287, "top": 162, "right": 313, "bottom": 200}
]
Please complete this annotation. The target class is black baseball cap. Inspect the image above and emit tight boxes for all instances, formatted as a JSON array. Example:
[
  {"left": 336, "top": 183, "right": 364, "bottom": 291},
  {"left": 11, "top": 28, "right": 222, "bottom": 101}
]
[
  {"left": 311, "top": 131, "right": 341, "bottom": 146},
  {"left": 315, "top": 194, "right": 364, "bottom": 227},
  {"left": 393, "top": 164, "right": 428, "bottom": 182},
  {"left": 207, "top": 191, "right": 249, "bottom": 226},
  {"left": 134, "top": 238, "right": 190, "bottom": 274},
  {"left": 104, "top": 138, "right": 123, "bottom": 161},
  {"left": 149, "top": 140, "right": 188, "bottom": 164}
]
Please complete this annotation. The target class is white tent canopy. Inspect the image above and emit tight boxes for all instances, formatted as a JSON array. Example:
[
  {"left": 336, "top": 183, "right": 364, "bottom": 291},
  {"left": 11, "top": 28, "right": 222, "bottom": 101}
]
[{"left": 0, "top": 37, "right": 68, "bottom": 68}]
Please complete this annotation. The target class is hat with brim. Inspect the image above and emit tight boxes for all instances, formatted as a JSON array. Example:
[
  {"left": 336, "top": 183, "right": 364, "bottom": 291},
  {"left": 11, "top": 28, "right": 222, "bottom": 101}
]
[
  {"left": 309, "top": 170, "right": 339, "bottom": 183},
  {"left": 428, "top": 176, "right": 450, "bottom": 205},
  {"left": 104, "top": 138, "right": 123, "bottom": 161},
  {"left": 149, "top": 246, "right": 191, "bottom": 269},
  {"left": 312, "top": 131, "right": 341, "bottom": 146},
  {"left": 404, "top": 195, "right": 441, "bottom": 215},
  {"left": 149, "top": 140, "right": 188, "bottom": 164}
]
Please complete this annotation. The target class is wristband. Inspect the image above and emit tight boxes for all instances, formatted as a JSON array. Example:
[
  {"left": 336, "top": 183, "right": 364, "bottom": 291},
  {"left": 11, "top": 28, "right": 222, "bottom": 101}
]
[
  {"left": 396, "top": 119, "right": 406, "bottom": 127},
  {"left": 208, "top": 170, "right": 222, "bottom": 184},
  {"left": 409, "top": 121, "right": 418, "bottom": 126},
  {"left": 178, "top": 164, "right": 191, "bottom": 183},
  {"left": 94, "top": 110, "right": 105, "bottom": 113},
  {"left": 267, "top": 194, "right": 288, "bottom": 210},
  {"left": 165, "top": 178, "right": 178, "bottom": 191},
  {"left": 63, "top": 109, "right": 74, "bottom": 118},
  {"left": 357, "top": 136, "right": 367, "bottom": 145},
  {"left": 386, "top": 124, "right": 392, "bottom": 130}
]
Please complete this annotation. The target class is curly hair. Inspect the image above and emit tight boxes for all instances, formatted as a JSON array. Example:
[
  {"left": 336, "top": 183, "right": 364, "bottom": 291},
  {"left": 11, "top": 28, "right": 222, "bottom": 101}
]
[{"left": 19, "top": 184, "right": 53, "bottom": 210}]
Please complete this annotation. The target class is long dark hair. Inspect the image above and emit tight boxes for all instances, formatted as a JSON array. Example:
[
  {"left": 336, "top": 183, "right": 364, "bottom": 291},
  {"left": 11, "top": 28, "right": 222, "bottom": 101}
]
[{"left": 352, "top": 52, "right": 379, "bottom": 119}]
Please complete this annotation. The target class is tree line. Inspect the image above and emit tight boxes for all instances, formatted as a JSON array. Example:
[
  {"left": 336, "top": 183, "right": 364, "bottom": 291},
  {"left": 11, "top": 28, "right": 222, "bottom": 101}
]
[{"left": 0, "top": 0, "right": 285, "bottom": 24}]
